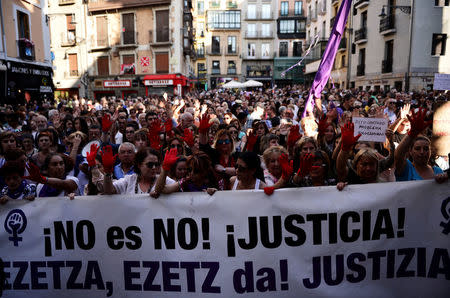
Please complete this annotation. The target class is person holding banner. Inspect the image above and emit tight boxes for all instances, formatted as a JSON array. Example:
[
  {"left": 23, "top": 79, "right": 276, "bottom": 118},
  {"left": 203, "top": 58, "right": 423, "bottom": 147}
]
[
  {"left": 230, "top": 151, "right": 266, "bottom": 190},
  {"left": 394, "top": 108, "right": 447, "bottom": 183}
]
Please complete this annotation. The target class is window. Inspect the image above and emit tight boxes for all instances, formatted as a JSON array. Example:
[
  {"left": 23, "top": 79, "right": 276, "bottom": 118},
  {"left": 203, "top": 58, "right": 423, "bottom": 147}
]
[
  {"left": 197, "top": 42, "right": 205, "bottom": 56},
  {"left": 261, "top": 4, "right": 271, "bottom": 19},
  {"left": 341, "top": 55, "right": 346, "bottom": 68},
  {"left": 322, "top": 21, "right": 326, "bottom": 38},
  {"left": 435, "top": 0, "right": 450, "bottom": 6},
  {"left": 122, "top": 13, "right": 135, "bottom": 44},
  {"left": 212, "top": 36, "right": 220, "bottom": 53},
  {"left": 432, "top": 33, "right": 447, "bottom": 56},
  {"left": 227, "top": 61, "right": 236, "bottom": 74},
  {"left": 207, "top": 10, "right": 240, "bottom": 29},
  {"left": 97, "top": 56, "right": 109, "bottom": 76},
  {"left": 294, "top": 1, "right": 303, "bottom": 15},
  {"left": 248, "top": 43, "right": 256, "bottom": 57},
  {"left": 262, "top": 43, "right": 270, "bottom": 57},
  {"left": 279, "top": 42, "right": 288, "bottom": 57},
  {"left": 281, "top": 2, "right": 288, "bottom": 16},
  {"left": 248, "top": 4, "right": 256, "bottom": 19},
  {"left": 68, "top": 53, "right": 78, "bottom": 76},
  {"left": 198, "top": 63, "right": 206, "bottom": 71},
  {"left": 248, "top": 24, "right": 256, "bottom": 37},
  {"left": 17, "top": 11, "right": 30, "bottom": 39},
  {"left": 296, "top": 20, "right": 306, "bottom": 32},
  {"left": 66, "top": 14, "right": 76, "bottom": 42},
  {"left": 293, "top": 41, "right": 302, "bottom": 56},
  {"left": 361, "top": 11, "right": 367, "bottom": 28},
  {"left": 96, "top": 16, "right": 108, "bottom": 47},
  {"left": 197, "top": 22, "right": 205, "bottom": 37},
  {"left": 156, "top": 10, "right": 169, "bottom": 42},
  {"left": 228, "top": 36, "right": 236, "bottom": 53},
  {"left": 122, "top": 54, "right": 135, "bottom": 74},
  {"left": 212, "top": 61, "right": 220, "bottom": 74},
  {"left": 198, "top": 0, "right": 204, "bottom": 13},
  {"left": 280, "top": 20, "right": 295, "bottom": 33},
  {"left": 385, "top": 40, "right": 394, "bottom": 61},
  {"left": 262, "top": 24, "right": 271, "bottom": 37},
  {"left": 359, "top": 48, "right": 365, "bottom": 65},
  {"left": 155, "top": 52, "right": 169, "bottom": 73}
]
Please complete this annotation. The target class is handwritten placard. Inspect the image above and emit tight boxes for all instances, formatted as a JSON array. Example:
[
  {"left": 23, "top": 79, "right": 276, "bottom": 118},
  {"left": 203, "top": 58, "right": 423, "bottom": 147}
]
[
  {"left": 433, "top": 73, "right": 450, "bottom": 91},
  {"left": 353, "top": 117, "right": 388, "bottom": 142}
]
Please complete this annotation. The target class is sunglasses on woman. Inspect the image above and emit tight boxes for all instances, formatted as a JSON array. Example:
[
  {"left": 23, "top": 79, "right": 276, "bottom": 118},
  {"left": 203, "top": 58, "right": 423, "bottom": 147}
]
[
  {"left": 146, "top": 162, "right": 160, "bottom": 169},
  {"left": 217, "top": 139, "right": 231, "bottom": 145}
]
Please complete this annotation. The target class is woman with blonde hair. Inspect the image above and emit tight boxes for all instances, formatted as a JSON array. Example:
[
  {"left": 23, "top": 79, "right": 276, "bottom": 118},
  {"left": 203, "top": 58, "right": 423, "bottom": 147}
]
[{"left": 263, "top": 146, "right": 288, "bottom": 186}]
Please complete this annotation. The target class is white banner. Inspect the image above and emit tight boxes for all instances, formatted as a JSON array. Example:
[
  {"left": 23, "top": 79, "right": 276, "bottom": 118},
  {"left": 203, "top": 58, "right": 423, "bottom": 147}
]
[
  {"left": 353, "top": 117, "right": 389, "bottom": 142},
  {"left": 0, "top": 181, "right": 449, "bottom": 297},
  {"left": 433, "top": 73, "right": 450, "bottom": 91},
  {"left": 103, "top": 80, "right": 131, "bottom": 88}
]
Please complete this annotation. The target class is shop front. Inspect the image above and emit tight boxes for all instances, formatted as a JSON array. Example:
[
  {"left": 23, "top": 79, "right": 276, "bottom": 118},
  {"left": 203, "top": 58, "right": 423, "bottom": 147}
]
[
  {"left": 143, "top": 74, "right": 188, "bottom": 97},
  {"left": 4, "top": 61, "right": 54, "bottom": 105}
]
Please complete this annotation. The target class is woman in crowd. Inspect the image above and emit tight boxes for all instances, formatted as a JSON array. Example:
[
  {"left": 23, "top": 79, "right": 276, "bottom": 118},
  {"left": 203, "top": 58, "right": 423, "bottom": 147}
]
[
  {"left": 31, "top": 131, "right": 54, "bottom": 168},
  {"left": 21, "top": 133, "right": 37, "bottom": 159},
  {"left": 0, "top": 131, "right": 18, "bottom": 167},
  {"left": 133, "top": 129, "right": 150, "bottom": 151},
  {"left": 262, "top": 146, "right": 288, "bottom": 186},
  {"left": 230, "top": 151, "right": 266, "bottom": 190},
  {"left": 168, "top": 156, "right": 188, "bottom": 181},
  {"left": 293, "top": 150, "right": 336, "bottom": 187}
]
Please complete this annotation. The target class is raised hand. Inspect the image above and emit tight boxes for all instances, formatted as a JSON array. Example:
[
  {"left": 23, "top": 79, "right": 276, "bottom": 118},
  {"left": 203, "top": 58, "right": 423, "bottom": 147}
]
[
  {"left": 86, "top": 143, "right": 100, "bottom": 167},
  {"left": 316, "top": 114, "right": 328, "bottom": 137},
  {"left": 287, "top": 125, "right": 302, "bottom": 147},
  {"left": 279, "top": 153, "right": 293, "bottom": 180},
  {"left": 100, "top": 145, "right": 117, "bottom": 174},
  {"left": 340, "top": 121, "right": 361, "bottom": 152},
  {"left": 148, "top": 130, "right": 162, "bottom": 150},
  {"left": 198, "top": 114, "right": 212, "bottom": 134},
  {"left": 407, "top": 108, "right": 431, "bottom": 138},
  {"left": 297, "top": 153, "right": 314, "bottom": 178},
  {"left": 183, "top": 128, "right": 194, "bottom": 147},
  {"left": 165, "top": 119, "right": 174, "bottom": 138},
  {"left": 246, "top": 133, "right": 258, "bottom": 152},
  {"left": 162, "top": 148, "right": 179, "bottom": 171},
  {"left": 400, "top": 103, "right": 411, "bottom": 119},
  {"left": 101, "top": 114, "right": 114, "bottom": 132},
  {"left": 24, "top": 162, "right": 47, "bottom": 184}
]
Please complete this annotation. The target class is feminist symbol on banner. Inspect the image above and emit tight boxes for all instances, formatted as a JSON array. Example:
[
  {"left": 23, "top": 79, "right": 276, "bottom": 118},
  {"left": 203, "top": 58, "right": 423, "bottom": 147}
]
[
  {"left": 440, "top": 196, "right": 450, "bottom": 235},
  {"left": 140, "top": 56, "right": 150, "bottom": 67},
  {"left": 280, "top": 33, "right": 320, "bottom": 78},
  {"left": 4, "top": 209, "right": 27, "bottom": 247}
]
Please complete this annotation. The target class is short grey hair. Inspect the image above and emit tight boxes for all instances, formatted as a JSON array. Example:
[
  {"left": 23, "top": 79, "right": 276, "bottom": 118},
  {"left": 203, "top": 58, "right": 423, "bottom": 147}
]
[{"left": 119, "top": 142, "right": 136, "bottom": 153}]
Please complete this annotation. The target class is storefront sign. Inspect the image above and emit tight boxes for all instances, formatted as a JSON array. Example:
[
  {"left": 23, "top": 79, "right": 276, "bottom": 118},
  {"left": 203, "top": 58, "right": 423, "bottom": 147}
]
[
  {"left": 10, "top": 66, "right": 50, "bottom": 77},
  {"left": 103, "top": 80, "right": 131, "bottom": 88},
  {"left": 144, "top": 79, "right": 173, "bottom": 86},
  {"left": 40, "top": 86, "right": 52, "bottom": 93}
]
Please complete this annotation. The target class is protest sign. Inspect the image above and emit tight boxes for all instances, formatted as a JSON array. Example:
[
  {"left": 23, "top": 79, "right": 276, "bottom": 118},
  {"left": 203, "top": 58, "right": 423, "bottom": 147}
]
[
  {"left": 353, "top": 117, "right": 389, "bottom": 142},
  {"left": 0, "top": 181, "right": 449, "bottom": 297},
  {"left": 433, "top": 74, "right": 450, "bottom": 91}
]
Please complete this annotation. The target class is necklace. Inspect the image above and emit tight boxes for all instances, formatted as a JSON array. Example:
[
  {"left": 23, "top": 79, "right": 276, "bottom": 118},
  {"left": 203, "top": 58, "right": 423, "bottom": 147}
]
[{"left": 135, "top": 176, "right": 152, "bottom": 194}]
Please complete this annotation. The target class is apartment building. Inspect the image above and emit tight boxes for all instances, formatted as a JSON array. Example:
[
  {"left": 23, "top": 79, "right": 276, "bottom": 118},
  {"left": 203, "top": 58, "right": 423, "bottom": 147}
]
[
  {"left": 197, "top": 0, "right": 242, "bottom": 90},
  {"left": 241, "top": 0, "right": 277, "bottom": 87},
  {"left": 304, "top": 0, "right": 332, "bottom": 85},
  {"left": 350, "top": 0, "right": 450, "bottom": 92},
  {"left": 273, "top": 0, "right": 307, "bottom": 86},
  {"left": 329, "top": 0, "right": 349, "bottom": 89},
  {"left": 0, "top": 0, "right": 53, "bottom": 104}
]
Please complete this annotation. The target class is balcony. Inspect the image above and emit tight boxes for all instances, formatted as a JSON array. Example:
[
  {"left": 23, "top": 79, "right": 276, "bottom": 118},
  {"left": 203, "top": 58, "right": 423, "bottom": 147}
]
[
  {"left": 196, "top": 49, "right": 205, "bottom": 58},
  {"left": 382, "top": 59, "right": 393, "bottom": 73},
  {"left": 226, "top": 1, "right": 237, "bottom": 9},
  {"left": 354, "top": 0, "right": 369, "bottom": 10},
  {"left": 311, "top": 10, "right": 318, "bottom": 21},
  {"left": 207, "top": 46, "right": 221, "bottom": 55},
  {"left": 209, "top": 1, "right": 220, "bottom": 8},
  {"left": 61, "top": 33, "right": 76, "bottom": 47},
  {"left": 357, "top": 64, "right": 365, "bottom": 76},
  {"left": 318, "top": 1, "right": 327, "bottom": 15},
  {"left": 354, "top": 27, "right": 367, "bottom": 44},
  {"left": 379, "top": 15, "right": 396, "bottom": 35},
  {"left": 279, "top": 10, "right": 305, "bottom": 17},
  {"left": 245, "top": 30, "right": 274, "bottom": 39},
  {"left": 59, "top": 0, "right": 75, "bottom": 5},
  {"left": 245, "top": 11, "right": 274, "bottom": 20},
  {"left": 198, "top": 71, "right": 207, "bottom": 78},
  {"left": 18, "top": 38, "right": 35, "bottom": 61},
  {"left": 149, "top": 30, "right": 172, "bottom": 47},
  {"left": 308, "top": 39, "right": 328, "bottom": 62},
  {"left": 211, "top": 68, "right": 221, "bottom": 75},
  {"left": 65, "top": 70, "right": 79, "bottom": 78},
  {"left": 225, "top": 45, "right": 239, "bottom": 56},
  {"left": 338, "top": 37, "right": 347, "bottom": 51},
  {"left": 227, "top": 68, "right": 237, "bottom": 75}
]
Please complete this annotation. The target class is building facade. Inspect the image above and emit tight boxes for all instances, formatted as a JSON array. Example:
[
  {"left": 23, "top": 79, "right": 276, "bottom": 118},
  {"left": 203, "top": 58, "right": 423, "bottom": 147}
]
[
  {"left": 273, "top": 0, "right": 307, "bottom": 86},
  {"left": 0, "top": 0, "right": 53, "bottom": 105},
  {"left": 329, "top": 0, "right": 349, "bottom": 89},
  {"left": 349, "top": 0, "right": 450, "bottom": 92}
]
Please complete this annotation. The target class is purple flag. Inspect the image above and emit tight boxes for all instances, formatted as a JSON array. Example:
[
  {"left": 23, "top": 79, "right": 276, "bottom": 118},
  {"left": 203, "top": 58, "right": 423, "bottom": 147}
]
[{"left": 302, "top": 0, "right": 353, "bottom": 118}]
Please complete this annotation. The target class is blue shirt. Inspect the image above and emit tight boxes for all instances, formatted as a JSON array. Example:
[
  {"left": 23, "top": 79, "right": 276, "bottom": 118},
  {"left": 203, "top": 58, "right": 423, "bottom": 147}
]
[
  {"left": 114, "top": 163, "right": 135, "bottom": 180},
  {"left": 396, "top": 159, "right": 443, "bottom": 181}
]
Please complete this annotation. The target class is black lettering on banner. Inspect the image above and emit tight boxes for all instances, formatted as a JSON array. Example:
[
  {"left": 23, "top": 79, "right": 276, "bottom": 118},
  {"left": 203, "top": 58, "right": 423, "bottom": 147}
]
[
  {"left": 306, "top": 214, "right": 327, "bottom": 245},
  {"left": 54, "top": 221, "right": 75, "bottom": 250},
  {"left": 284, "top": 214, "right": 306, "bottom": 246},
  {"left": 0, "top": 258, "right": 4, "bottom": 295},
  {"left": 75, "top": 220, "right": 96, "bottom": 250},
  {"left": 346, "top": 253, "right": 366, "bottom": 283},
  {"left": 125, "top": 226, "right": 142, "bottom": 250},
  {"left": 238, "top": 217, "right": 258, "bottom": 250},
  {"left": 386, "top": 249, "right": 396, "bottom": 278},
  {"left": 177, "top": 218, "right": 199, "bottom": 250},
  {"left": 328, "top": 213, "right": 338, "bottom": 244},
  {"left": 323, "top": 255, "right": 344, "bottom": 286},
  {"left": 30, "top": 262, "right": 47, "bottom": 290},
  {"left": 180, "top": 262, "right": 200, "bottom": 292},
  {"left": 233, "top": 261, "right": 254, "bottom": 293},
  {"left": 124, "top": 261, "right": 141, "bottom": 291},
  {"left": 259, "top": 216, "right": 282, "bottom": 249},
  {"left": 340, "top": 211, "right": 360, "bottom": 242},
  {"left": 143, "top": 261, "right": 160, "bottom": 291},
  {"left": 427, "top": 248, "right": 450, "bottom": 279},
  {"left": 255, "top": 267, "right": 276, "bottom": 292},
  {"left": 1, "top": 261, "right": 10, "bottom": 291},
  {"left": 12, "top": 262, "right": 28, "bottom": 290},
  {"left": 84, "top": 261, "right": 105, "bottom": 290},
  {"left": 367, "top": 251, "right": 386, "bottom": 280},
  {"left": 201, "top": 262, "right": 220, "bottom": 293},
  {"left": 362, "top": 211, "right": 371, "bottom": 241},
  {"left": 47, "top": 261, "right": 64, "bottom": 289},
  {"left": 302, "top": 257, "right": 321, "bottom": 289},
  {"left": 66, "top": 261, "right": 83, "bottom": 289},
  {"left": 226, "top": 225, "right": 236, "bottom": 257},
  {"left": 417, "top": 247, "right": 427, "bottom": 277},
  {"left": 397, "top": 248, "right": 415, "bottom": 278},
  {"left": 162, "top": 262, "right": 181, "bottom": 292},
  {"left": 372, "top": 209, "right": 395, "bottom": 240},
  {"left": 107, "top": 226, "right": 125, "bottom": 250},
  {"left": 154, "top": 219, "right": 175, "bottom": 249}
]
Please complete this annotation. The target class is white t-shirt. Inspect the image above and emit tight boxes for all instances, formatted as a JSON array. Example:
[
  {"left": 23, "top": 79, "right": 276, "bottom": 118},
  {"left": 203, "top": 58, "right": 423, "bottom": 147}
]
[
  {"left": 36, "top": 175, "right": 81, "bottom": 197},
  {"left": 113, "top": 173, "right": 176, "bottom": 194}
]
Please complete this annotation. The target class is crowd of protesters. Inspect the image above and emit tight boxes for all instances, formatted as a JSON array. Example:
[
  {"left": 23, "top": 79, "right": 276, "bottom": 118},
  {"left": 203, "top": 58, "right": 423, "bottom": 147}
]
[{"left": 0, "top": 85, "right": 448, "bottom": 203}]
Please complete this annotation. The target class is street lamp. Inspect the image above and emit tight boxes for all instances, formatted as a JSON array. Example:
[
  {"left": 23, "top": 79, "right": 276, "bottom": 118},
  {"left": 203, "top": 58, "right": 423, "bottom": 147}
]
[{"left": 378, "top": 5, "right": 411, "bottom": 18}]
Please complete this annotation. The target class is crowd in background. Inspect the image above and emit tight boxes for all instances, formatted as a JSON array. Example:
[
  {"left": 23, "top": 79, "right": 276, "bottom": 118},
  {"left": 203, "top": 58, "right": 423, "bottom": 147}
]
[{"left": 0, "top": 85, "right": 448, "bottom": 202}]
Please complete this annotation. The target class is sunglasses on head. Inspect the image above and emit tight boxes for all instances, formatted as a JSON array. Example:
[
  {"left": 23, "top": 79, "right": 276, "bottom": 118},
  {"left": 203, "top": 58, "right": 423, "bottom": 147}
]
[
  {"left": 217, "top": 139, "right": 231, "bottom": 145},
  {"left": 146, "top": 162, "right": 160, "bottom": 169}
]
